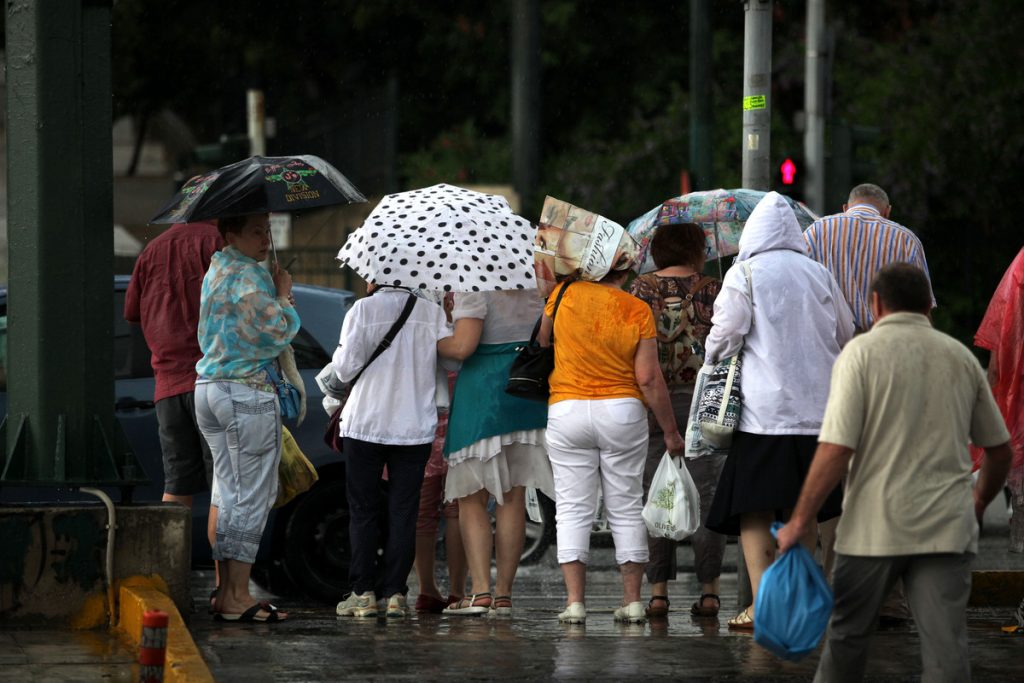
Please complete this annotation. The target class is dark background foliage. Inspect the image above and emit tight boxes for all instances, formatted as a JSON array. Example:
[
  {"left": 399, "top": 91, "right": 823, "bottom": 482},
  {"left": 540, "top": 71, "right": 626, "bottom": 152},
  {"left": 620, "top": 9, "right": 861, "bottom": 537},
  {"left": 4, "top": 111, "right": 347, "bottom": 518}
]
[{"left": 4, "top": 0, "right": 1021, "bottom": 344}]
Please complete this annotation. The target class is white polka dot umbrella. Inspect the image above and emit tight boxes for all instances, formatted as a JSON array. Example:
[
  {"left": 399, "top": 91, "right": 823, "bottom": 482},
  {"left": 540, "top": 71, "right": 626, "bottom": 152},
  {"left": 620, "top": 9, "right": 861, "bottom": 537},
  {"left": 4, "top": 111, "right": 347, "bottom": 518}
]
[{"left": 337, "top": 183, "right": 537, "bottom": 292}]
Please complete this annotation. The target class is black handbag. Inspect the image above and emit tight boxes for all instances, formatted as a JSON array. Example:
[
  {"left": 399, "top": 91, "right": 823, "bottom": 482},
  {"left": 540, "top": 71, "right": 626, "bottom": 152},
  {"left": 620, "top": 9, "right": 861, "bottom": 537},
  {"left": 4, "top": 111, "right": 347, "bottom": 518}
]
[
  {"left": 323, "top": 292, "right": 418, "bottom": 452},
  {"left": 505, "top": 281, "right": 573, "bottom": 402}
]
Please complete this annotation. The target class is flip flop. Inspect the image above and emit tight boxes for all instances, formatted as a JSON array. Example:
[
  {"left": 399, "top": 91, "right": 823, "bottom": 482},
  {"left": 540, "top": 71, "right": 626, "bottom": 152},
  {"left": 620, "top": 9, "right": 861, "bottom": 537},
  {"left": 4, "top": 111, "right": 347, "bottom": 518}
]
[
  {"left": 215, "top": 602, "right": 287, "bottom": 623},
  {"left": 207, "top": 588, "right": 219, "bottom": 615}
]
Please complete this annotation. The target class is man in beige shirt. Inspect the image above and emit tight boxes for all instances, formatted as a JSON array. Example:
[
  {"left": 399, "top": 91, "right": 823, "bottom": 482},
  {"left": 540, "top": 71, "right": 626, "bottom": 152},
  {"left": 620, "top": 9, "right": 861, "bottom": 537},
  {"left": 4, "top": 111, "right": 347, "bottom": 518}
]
[{"left": 777, "top": 263, "right": 1012, "bottom": 683}]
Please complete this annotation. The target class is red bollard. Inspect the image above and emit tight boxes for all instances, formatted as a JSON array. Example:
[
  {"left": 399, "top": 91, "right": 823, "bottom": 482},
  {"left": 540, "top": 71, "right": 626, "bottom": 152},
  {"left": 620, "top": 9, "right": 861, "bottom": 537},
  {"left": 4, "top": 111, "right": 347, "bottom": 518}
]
[{"left": 139, "top": 610, "right": 169, "bottom": 683}]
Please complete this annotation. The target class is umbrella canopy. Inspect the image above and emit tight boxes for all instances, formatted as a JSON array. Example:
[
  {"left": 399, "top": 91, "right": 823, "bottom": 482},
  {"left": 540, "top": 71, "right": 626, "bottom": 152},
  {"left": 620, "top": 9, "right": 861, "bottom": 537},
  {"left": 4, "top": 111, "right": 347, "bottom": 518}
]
[
  {"left": 627, "top": 189, "right": 819, "bottom": 274},
  {"left": 336, "top": 184, "right": 537, "bottom": 292},
  {"left": 149, "top": 155, "right": 366, "bottom": 224}
]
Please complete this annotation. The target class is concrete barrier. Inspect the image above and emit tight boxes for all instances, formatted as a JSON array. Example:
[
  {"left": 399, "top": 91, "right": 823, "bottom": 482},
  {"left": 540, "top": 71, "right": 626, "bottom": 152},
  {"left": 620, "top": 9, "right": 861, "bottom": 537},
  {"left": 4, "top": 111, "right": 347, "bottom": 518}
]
[
  {"left": 0, "top": 504, "right": 190, "bottom": 626},
  {"left": 117, "top": 581, "right": 213, "bottom": 683}
]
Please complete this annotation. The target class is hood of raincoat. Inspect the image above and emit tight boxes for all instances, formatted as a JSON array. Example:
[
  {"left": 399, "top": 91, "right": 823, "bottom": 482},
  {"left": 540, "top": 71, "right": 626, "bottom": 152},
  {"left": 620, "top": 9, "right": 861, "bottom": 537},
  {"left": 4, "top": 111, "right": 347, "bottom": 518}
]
[{"left": 736, "top": 191, "right": 807, "bottom": 262}]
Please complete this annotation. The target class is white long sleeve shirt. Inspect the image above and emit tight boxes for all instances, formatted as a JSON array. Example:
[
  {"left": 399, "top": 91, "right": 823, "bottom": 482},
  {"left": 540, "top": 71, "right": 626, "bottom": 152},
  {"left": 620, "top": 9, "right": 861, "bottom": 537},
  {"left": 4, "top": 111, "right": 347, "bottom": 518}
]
[
  {"left": 333, "top": 288, "right": 452, "bottom": 445},
  {"left": 704, "top": 192, "right": 855, "bottom": 435}
]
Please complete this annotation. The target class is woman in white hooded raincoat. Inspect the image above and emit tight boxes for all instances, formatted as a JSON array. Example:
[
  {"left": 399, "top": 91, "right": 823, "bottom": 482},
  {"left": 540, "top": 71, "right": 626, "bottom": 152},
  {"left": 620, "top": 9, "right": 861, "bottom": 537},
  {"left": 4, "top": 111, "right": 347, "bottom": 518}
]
[{"left": 703, "top": 192, "right": 855, "bottom": 629}]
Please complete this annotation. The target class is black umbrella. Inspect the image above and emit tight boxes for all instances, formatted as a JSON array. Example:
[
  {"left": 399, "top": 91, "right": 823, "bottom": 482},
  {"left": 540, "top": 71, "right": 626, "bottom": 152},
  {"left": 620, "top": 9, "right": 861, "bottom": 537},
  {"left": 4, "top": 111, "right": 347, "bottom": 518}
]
[{"left": 149, "top": 155, "right": 366, "bottom": 224}]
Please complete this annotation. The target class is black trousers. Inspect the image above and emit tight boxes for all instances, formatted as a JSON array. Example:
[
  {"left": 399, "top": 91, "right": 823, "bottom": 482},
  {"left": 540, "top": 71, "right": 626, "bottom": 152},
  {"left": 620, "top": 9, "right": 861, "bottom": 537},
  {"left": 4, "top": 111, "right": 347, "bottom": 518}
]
[{"left": 343, "top": 437, "right": 431, "bottom": 597}]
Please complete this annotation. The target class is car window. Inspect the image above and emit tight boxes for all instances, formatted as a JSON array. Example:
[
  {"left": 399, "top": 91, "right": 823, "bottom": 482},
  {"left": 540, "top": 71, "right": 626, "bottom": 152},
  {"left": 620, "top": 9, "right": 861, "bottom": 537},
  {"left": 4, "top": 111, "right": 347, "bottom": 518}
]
[
  {"left": 113, "top": 291, "right": 154, "bottom": 380},
  {"left": 291, "top": 325, "right": 331, "bottom": 369},
  {"left": 0, "top": 295, "right": 329, "bottom": 386}
]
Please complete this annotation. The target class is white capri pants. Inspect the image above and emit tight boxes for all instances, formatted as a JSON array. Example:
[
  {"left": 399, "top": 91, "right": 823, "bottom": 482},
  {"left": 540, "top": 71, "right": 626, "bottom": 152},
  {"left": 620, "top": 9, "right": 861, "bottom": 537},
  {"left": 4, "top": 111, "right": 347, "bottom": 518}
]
[{"left": 545, "top": 398, "right": 650, "bottom": 565}]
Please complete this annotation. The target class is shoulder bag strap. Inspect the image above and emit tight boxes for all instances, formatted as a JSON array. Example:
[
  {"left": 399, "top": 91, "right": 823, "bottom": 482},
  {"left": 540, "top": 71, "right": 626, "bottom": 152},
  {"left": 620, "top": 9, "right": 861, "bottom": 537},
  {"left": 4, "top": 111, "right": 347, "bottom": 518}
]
[
  {"left": 526, "top": 279, "right": 573, "bottom": 345},
  {"left": 350, "top": 293, "right": 418, "bottom": 386}
]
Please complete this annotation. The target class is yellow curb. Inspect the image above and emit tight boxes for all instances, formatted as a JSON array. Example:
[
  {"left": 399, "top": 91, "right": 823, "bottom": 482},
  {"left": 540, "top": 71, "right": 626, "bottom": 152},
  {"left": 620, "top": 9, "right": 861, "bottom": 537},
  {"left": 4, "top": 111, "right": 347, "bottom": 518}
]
[
  {"left": 969, "top": 570, "right": 1024, "bottom": 607},
  {"left": 116, "top": 581, "right": 214, "bottom": 683}
]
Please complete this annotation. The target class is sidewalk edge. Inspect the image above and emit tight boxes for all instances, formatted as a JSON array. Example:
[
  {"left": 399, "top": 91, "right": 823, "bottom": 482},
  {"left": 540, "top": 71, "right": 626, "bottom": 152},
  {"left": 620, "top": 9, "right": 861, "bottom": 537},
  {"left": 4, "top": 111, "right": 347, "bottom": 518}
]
[{"left": 116, "top": 583, "right": 214, "bottom": 683}]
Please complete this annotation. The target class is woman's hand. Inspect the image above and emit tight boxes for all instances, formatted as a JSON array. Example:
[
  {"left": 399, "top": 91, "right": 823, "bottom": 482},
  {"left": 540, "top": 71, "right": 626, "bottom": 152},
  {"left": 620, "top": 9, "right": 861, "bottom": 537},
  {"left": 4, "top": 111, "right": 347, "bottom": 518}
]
[
  {"left": 273, "top": 261, "right": 293, "bottom": 299},
  {"left": 664, "top": 429, "right": 685, "bottom": 457}
]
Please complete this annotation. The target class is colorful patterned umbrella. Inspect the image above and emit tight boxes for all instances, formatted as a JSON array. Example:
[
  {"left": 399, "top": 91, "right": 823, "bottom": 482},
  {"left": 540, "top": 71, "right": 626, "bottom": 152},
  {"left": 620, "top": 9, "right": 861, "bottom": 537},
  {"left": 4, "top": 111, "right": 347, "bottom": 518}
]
[
  {"left": 627, "top": 189, "right": 819, "bottom": 274},
  {"left": 149, "top": 155, "right": 366, "bottom": 224}
]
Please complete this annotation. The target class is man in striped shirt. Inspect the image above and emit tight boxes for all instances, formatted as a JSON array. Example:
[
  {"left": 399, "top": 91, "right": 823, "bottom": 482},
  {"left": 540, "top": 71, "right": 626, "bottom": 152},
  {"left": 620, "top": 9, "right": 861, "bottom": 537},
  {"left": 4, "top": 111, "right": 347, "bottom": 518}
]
[
  {"left": 804, "top": 183, "right": 935, "bottom": 627},
  {"left": 804, "top": 183, "right": 935, "bottom": 332}
]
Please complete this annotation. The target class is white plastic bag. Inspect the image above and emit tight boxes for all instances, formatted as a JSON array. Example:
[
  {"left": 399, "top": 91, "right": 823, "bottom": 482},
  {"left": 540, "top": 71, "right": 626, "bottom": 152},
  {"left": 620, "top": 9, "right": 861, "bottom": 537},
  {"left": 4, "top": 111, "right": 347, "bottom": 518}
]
[{"left": 642, "top": 452, "right": 701, "bottom": 541}]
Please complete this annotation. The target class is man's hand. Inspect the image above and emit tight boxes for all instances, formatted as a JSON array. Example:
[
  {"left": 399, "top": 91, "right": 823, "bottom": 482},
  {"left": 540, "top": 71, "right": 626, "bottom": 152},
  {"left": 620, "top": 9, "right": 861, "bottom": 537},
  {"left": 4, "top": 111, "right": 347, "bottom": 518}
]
[{"left": 775, "top": 516, "right": 810, "bottom": 554}]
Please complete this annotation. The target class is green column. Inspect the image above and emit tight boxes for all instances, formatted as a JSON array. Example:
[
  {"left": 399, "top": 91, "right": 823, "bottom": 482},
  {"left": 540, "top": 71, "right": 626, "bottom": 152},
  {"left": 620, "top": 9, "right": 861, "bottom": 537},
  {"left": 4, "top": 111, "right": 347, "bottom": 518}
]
[{"left": 3, "top": 0, "right": 141, "bottom": 486}]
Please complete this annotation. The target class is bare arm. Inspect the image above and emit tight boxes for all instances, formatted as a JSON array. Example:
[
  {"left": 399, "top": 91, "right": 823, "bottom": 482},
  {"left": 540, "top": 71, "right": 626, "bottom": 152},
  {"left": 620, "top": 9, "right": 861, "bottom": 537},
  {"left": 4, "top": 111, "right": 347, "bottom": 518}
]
[
  {"left": 537, "top": 313, "right": 554, "bottom": 348},
  {"left": 776, "top": 442, "right": 854, "bottom": 553},
  {"left": 974, "top": 442, "right": 1013, "bottom": 522},
  {"left": 437, "top": 317, "right": 484, "bottom": 360},
  {"left": 635, "top": 337, "right": 683, "bottom": 456}
]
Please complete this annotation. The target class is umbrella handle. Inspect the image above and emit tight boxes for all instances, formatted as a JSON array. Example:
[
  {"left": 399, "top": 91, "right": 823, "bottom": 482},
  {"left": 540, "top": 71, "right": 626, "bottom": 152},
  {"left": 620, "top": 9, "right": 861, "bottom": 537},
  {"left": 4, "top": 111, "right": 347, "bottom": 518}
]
[{"left": 269, "top": 227, "right": 279, "bottom": 264}]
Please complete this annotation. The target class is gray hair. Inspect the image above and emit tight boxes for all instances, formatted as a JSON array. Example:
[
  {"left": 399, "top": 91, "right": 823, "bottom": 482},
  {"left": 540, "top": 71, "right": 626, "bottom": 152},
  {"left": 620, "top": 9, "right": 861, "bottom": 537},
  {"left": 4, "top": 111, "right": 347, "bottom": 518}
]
[{"left": 848, "top": 183, "right": 889, "bottom": 208}]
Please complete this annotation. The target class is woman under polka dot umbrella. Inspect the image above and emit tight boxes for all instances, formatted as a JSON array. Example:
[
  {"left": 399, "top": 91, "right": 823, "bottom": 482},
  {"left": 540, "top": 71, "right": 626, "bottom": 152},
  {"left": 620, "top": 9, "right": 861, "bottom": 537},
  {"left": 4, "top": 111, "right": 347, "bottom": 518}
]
[{"left": 336, "top": 183, "right": 537, "bottom": 292}]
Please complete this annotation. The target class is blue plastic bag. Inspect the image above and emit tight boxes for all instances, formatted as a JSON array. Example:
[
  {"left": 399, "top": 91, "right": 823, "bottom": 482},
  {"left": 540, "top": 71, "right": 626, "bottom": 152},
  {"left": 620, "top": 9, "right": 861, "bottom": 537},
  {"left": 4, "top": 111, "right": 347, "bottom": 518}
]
[{"left": 754, "top": 522, "right": 834, "bottom": 661}]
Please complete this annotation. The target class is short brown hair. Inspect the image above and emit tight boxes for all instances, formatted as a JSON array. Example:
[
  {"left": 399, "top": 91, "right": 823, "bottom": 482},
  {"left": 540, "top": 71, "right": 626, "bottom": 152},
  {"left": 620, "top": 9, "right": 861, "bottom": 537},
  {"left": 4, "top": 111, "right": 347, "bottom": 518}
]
[
  {"left": 650, "top": 222, "right": 706, "bottom": 269},
  {"left": 869, "top": 263, "right": 932, "bottom": 314},
  {"left": 217, "top": 215, "right": 250, "bottom": 240}
]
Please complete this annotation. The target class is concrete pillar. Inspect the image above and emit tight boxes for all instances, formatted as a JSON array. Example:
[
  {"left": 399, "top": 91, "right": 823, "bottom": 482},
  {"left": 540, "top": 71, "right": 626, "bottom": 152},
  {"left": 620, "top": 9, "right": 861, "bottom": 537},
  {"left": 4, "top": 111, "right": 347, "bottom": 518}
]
[{"left": 2, "top": 0, "right": 139, "bottom": 486}]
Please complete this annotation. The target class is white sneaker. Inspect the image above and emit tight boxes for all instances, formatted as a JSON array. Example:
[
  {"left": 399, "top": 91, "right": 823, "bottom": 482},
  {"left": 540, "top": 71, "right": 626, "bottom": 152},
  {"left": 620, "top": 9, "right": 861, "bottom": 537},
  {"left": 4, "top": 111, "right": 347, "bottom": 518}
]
[
  {"left": 336, "top": 591, "right": 377, "bottom": 617},
  {"left": 613, "top": 601, "right": 646, "bottom": 624},
  {"left": 558, "top": 602, "right": 586, "bottom": 624},
  {"left": 386, "top": 593, "right": 407, "bottom": 618}
]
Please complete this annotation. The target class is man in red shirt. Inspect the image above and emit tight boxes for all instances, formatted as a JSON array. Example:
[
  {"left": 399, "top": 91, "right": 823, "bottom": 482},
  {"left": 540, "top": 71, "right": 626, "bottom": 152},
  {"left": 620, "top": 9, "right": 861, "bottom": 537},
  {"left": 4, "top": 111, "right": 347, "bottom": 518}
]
[{"left": 125, "top": 220, "right": 222, "bottom": 513}]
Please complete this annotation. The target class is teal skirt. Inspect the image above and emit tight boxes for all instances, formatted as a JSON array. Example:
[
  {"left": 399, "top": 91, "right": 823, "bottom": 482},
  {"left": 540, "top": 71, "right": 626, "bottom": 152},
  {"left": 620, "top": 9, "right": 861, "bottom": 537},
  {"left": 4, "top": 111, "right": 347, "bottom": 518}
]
[{"left": 444, "top": 342, "right": 549, "bottom": 457}]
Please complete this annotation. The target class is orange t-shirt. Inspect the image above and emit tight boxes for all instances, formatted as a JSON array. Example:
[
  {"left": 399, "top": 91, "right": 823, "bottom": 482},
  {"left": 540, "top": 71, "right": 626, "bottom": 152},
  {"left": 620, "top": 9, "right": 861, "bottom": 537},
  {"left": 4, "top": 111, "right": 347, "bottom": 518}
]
[{"left": 545, "top": 280, "right": 656, "bottom": 404}]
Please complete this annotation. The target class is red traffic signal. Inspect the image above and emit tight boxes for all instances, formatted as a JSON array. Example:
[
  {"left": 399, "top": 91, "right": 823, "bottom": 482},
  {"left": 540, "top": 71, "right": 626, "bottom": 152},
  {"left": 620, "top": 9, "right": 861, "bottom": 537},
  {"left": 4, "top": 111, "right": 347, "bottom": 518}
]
[{"left": 780, "top": 157, "right": 797, "bottom": 185}]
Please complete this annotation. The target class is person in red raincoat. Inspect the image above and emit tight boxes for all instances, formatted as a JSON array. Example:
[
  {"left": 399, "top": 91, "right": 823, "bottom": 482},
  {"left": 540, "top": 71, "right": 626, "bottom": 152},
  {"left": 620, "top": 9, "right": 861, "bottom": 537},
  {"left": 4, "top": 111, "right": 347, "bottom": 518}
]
[{"left": 972, "top": 247, "right": 1024, "bottom": 553}]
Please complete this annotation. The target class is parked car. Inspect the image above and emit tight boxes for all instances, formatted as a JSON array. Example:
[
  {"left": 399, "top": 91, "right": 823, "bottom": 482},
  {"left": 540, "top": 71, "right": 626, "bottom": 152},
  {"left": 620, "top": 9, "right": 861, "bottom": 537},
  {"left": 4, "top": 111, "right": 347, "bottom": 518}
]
[{"left": 0, "top": 277, "right": 556, "bottom": 601}]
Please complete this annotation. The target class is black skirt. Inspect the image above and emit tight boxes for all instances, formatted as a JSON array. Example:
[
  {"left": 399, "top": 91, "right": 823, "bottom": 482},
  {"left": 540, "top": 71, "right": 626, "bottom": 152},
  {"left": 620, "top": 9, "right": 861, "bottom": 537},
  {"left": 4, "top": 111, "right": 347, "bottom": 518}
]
[{"left": 705, "top": 431, "right": 842, "bottom": 537}]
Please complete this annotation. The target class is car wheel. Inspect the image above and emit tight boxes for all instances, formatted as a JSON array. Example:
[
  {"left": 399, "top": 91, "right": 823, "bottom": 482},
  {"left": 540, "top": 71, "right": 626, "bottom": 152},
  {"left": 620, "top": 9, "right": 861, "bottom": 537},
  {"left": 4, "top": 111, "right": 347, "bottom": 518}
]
[
  {"left": 519, "top": 491, "right": 556, "bottom": 565},
  {"left": 280, "top": 477, "right": 352, "bottom": 602}
]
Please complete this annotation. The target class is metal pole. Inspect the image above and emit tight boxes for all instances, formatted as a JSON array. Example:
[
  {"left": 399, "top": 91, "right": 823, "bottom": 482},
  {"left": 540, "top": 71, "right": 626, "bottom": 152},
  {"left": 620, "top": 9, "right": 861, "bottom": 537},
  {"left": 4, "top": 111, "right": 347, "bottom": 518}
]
[
  {"left": 511, "top": 0, "right": 540, "bottom": 212},
  {"left": 247, "top": 89, "right": 266, "bottom": 157},
  {"left": 804, "top": 0, "right": 826, "bottom": 213},
  {"left": 741, "top": 0, "right": 773, "bottom": 190},
  {"left": 689, "top": 0, "right": 713, "bottom": 191}
]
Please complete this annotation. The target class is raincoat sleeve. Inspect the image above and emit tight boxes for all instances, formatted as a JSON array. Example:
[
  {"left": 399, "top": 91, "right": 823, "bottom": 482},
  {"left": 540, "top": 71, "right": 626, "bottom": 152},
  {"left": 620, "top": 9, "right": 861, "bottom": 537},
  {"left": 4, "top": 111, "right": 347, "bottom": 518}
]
[{"left": 703, "top": 265, "right": 752, "bottom": 364}]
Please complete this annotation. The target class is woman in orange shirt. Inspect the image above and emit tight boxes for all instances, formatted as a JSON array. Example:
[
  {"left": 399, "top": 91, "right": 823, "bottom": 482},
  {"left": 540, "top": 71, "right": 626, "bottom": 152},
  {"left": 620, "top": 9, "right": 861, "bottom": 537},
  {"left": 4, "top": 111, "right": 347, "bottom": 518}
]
[{"left": 539, "top": 258, "right": 684, "bottom": 625}]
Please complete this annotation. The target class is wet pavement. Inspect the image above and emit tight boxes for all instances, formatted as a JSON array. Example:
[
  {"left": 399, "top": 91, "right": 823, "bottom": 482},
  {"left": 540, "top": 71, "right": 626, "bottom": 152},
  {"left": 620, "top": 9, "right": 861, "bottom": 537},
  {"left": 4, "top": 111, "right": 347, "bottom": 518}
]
[
  {"left": 187, "top": 501, "right": 1024, "bottom": 682},
  {"left": 0, "top": 629, "right": 135, "bottom": 682}
]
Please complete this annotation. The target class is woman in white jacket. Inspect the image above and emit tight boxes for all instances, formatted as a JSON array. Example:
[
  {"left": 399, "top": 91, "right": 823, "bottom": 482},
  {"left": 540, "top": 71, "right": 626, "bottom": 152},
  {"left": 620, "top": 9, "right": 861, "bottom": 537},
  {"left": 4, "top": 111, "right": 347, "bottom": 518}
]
[{"left": 703, "top": 192, "right": 855, "bottom": 630}]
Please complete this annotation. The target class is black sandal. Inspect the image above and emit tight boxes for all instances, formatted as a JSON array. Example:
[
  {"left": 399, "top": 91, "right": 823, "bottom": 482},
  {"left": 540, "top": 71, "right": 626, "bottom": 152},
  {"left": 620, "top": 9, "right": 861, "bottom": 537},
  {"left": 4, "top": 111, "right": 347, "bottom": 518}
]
[
  {"left": 207, "top": 588, "right": 219, "bottom": 615},
  {"left": 214, "top": 602, "right": 286, "bottom": 623},
  {"left": 691, "top": 593, "right": 720, "bottom": 617},
  {"left": 645, "top": 595, "right": 670, "bottom": 618}
]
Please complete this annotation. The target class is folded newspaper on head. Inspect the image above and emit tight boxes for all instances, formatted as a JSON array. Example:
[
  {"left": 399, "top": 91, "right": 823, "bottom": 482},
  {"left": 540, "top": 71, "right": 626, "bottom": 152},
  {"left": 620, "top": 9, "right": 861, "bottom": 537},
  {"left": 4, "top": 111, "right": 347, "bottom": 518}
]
[{"left": 534, "top": 196, "right": 640, "bottom": 297}]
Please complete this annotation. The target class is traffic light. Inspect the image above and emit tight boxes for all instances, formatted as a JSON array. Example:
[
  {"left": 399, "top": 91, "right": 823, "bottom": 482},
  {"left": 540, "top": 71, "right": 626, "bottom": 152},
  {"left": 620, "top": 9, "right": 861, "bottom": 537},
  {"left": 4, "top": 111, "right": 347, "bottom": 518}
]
[{"left": 780, "top": 158, "right": 797, "bottom": 186}]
